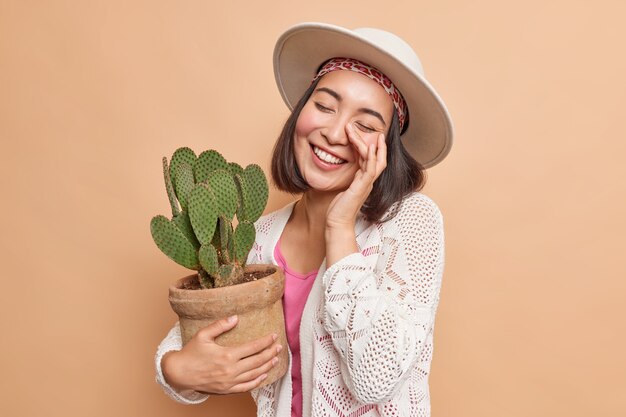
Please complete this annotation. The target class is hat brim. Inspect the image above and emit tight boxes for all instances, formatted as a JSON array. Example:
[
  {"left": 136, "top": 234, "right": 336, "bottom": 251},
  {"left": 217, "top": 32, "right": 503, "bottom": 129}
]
[{"left": 273, "top": 22, "right": 453, "bottom": 169}]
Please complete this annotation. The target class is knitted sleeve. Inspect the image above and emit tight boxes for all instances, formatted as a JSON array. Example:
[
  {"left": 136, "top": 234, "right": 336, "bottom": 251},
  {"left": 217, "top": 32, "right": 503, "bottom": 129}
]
[
  {"left": 154, "top": 322, "right": 210, "bottom": 404},
  {"left": 322, "top": 193, "right": 445, "bottom": 404}
]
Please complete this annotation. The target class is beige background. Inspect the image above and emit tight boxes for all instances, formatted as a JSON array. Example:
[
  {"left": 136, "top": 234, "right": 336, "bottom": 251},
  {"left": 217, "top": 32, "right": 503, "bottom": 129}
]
[{"left": 1, "top": 0, "right": 625, "bottom": 416}]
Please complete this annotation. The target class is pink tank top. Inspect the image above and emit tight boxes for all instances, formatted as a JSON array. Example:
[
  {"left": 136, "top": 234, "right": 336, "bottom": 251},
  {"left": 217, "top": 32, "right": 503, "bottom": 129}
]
[{"left": 274, "top": 238, "right": 318, "bottom": 417}]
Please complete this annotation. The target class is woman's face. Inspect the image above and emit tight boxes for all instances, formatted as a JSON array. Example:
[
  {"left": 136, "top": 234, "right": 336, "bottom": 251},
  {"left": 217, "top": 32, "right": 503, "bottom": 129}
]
[{"left": 293, "top": 70, "right": 394, "bottom": 193}]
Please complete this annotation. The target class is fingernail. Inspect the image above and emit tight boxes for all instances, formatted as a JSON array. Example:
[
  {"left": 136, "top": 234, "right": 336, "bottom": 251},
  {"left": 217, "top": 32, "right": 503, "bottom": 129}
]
[
  {"left": 272, "top": 333, "right": 278, "bottom": 341},
  {"left": 276, "top": 345, "right": 283, "bottom": 353},
  {"left": 227, "top": 315, "right": 237, "bottom": 323},
  {"left": 260, "top": 374, "right": 268, "bottom": 381},
  {"left": 272, "top": 357, "right": 279, "bottom": 365}
]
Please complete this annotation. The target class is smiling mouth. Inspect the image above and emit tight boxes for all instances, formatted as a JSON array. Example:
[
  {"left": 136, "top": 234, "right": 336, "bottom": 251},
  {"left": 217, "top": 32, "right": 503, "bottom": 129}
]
[{"left": 311, "top": 145, "right": 347, "bottom": 165}]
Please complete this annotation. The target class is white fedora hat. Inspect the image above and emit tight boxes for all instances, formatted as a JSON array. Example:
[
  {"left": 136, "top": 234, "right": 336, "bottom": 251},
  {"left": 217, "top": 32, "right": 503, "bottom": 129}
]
[{"left": 273, "top": 22, "right": 454, "bottom": 169}]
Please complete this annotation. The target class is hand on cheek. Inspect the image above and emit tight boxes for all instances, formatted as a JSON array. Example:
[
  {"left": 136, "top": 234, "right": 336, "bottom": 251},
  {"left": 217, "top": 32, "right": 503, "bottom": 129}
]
[
  {"left": 325, "top": 123, "right": 387, "bottom": 230},
  {"left": 347, "top": 123, "right": 387, "bottom": 180}
]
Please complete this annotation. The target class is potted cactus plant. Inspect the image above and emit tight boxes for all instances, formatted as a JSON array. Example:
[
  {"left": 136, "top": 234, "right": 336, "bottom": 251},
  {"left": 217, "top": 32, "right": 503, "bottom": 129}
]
[{"left": 150, "top": 147, "right": 288, "bottom": 387}]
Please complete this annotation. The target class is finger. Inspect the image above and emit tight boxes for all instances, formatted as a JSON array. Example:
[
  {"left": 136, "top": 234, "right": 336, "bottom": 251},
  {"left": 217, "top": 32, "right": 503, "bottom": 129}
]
[
  {"left": 347, "top": 127, "right": 373, "bottom": 173},
  {"left": 195, "top": 315, "right": 238, "bottom": 342},
  {"left": 375, "top": 133, "right": 387, "bottom": 175},
  {"left": 231, "top": 332, "right": 278, "bottom": 360},
  {"left": 228, "top": 373, "right": 268, "bottom": 394},
  {"left": 236, "top": 342, "right": 282, "bottom": 374},
  {"left": 346, "top": 124, "right": 368, "bottom": 159},
  {"left": 234, "top": 351, "right": 279, "bottom": 384},
  {"left": 364, "top": 144, "right": 376, "bottom": 179}
]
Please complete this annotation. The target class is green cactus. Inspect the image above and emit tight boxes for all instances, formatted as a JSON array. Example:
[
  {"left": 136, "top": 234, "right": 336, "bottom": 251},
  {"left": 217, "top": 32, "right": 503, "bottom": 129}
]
[
  {"left": 235, "top": 165, "right": 269, "bottom": 222},
  {"left": 150, "top": 147, "right": 269, "bottom": 289},
  {"left": 195, "top": 150, "right": 229, "bottom": 183}
]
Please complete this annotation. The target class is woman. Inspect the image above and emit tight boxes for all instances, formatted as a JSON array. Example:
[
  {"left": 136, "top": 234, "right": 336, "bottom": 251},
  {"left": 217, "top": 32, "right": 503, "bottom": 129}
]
[{"left": 155, "top": 22, "right": 454, "bottom": 417}]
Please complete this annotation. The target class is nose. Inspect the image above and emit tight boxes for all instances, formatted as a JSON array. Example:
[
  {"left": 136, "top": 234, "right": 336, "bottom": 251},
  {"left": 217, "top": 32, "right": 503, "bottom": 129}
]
[{"left": 322, "top": 117, "right": 350, "bottom": 146}]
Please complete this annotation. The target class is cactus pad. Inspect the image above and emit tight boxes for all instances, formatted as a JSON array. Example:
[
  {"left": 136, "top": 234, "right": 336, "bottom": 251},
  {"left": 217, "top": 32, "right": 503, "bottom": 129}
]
[
  {"left": 195, "top": 150, "right": 229, "bottom": 183},
  {"left": 150, "top": 215, "right": 199, "bottom": 269},
  {"left": 188, "top": 184, "right": 219, "bottom": 245},
  {"left": 198, "top": 243, "right": 218, "bottom": 277},
  {"left": 229, "top": 162, "right": 244, "bottom": 176},
  {"left": 207, "top": 169, "right": 238, "bottom": 219},
  {"left": 172, "top": 210, "right": 200, "bottom": 250},
  {"left": 231, "top": 163, "right": 245, "bottom": 221},
  {"left": 163, "top": 157, "right": 180, "bottom": 217},
  {"left": 173, "top": 163, "right": 195, "bottom": 210},
  {"left": 233, "top": 220, "right": 255, "bottom": 265},
  {"left": 218, "top": 215, "right": 233, "bottom": 264},
  {"left": 170, "top": 147, "right": 196, "bottom": 185},
  {"left": 235, "top": 164, "right": 268, "bottom": 222}
]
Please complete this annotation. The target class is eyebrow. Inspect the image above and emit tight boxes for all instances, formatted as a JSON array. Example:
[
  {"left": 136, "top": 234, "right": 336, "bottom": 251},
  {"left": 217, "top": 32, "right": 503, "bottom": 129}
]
[{"left": 314, "top": 87, "right": 387, "bottom": 127}]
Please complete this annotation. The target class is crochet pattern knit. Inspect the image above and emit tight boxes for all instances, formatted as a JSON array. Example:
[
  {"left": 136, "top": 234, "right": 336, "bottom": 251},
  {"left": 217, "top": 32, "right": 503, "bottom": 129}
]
[{"left": 155, "top": 191, "right": 445, "bottom": 417}]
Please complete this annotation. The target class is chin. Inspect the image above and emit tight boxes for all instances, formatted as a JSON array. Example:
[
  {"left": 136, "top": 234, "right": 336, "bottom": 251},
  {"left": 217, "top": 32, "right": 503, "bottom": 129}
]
[{"left": 303, "top": 177, "right": 350, "bottom": 193}]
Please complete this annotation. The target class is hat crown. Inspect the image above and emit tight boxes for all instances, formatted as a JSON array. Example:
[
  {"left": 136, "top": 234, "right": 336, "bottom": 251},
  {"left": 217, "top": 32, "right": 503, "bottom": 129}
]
[{"left": 353, "top": 28, "right": 424, "bottom": 77}]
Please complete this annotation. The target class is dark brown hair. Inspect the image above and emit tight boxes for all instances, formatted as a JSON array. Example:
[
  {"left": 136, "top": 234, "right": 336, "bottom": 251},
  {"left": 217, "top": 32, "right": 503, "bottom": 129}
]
[{"left": 271, "top": 77, "right": 426, "bottom": 223}]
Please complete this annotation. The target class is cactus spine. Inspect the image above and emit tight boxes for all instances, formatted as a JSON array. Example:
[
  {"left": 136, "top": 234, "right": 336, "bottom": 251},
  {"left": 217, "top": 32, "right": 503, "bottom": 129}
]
[{"left": 150, "top": 148, "right": 269, "bottom": 288}]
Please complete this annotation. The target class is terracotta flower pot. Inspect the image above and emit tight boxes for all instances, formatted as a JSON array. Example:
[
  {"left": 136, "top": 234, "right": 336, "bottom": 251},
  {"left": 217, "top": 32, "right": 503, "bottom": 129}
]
[{"left": 168, "top": 264, "right": 288, "bottom": 388}]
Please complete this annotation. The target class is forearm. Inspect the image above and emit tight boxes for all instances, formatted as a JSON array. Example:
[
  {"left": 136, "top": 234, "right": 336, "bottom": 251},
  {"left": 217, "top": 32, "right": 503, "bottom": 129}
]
[
  {"left": 155, "top": 323, "right": 209, "bottom": 404},
  {"left": 162, "top": 351, "right": 192, "bottom": 392}
]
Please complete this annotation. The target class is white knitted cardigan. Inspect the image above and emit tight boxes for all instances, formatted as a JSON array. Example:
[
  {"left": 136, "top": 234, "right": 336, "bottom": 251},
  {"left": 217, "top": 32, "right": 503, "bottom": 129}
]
[{"left": 155, "top": 191, "right": 445, "bottom": 417}]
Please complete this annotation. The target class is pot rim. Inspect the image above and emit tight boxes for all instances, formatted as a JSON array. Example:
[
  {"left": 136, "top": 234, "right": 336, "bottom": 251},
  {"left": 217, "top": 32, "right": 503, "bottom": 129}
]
[{"left": 168, "top": 264, "right": 284, "bottom": 302}]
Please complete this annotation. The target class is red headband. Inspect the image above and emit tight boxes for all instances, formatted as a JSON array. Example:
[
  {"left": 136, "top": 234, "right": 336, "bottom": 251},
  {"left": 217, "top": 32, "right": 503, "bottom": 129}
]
[{"left": 312, "top": 57, "right": 408, "bottom": 130}]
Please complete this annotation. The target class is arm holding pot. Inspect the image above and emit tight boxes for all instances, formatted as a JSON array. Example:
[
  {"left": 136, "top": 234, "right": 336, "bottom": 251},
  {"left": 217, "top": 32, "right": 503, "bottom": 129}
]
[{"left": 156, "top": 316, "right": 282, "bottom": 401}]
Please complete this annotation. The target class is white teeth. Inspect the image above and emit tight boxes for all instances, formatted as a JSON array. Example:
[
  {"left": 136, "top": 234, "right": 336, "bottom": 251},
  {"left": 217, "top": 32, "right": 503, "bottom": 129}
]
[{"left": 312, "top": 146, "right": 345, "bottom": 164}]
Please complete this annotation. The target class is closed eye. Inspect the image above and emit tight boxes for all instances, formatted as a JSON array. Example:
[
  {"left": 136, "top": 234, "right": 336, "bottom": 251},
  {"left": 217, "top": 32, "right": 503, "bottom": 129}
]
[
  {"left": 314, "top": 102, "right": 334, "bottom": 113},
  {"left": 356, "top": 123, "right": 376, "bottom": 133}
]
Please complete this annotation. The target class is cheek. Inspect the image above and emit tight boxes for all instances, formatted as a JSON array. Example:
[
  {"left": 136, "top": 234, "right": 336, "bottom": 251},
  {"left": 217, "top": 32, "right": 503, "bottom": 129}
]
[{"left": 294, "top": 104, "right": 320, "bottom": 137}]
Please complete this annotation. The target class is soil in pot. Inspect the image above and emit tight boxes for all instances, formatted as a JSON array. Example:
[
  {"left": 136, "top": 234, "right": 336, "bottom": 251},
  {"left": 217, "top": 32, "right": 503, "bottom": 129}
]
[{"left": 179, "top": 268, "right": 274, "bottom": 290}]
